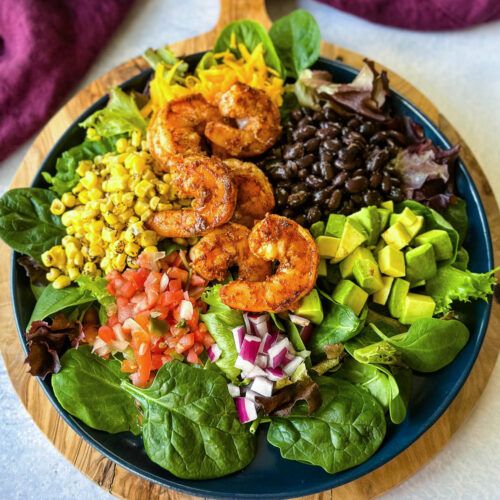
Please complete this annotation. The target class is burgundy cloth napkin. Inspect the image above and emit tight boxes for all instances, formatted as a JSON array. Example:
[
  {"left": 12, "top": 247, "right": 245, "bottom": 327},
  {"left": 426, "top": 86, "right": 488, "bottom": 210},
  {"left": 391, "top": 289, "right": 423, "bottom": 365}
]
[
  {"left": 317, "top": 0, "right": 500, "bottom": 30},
  {"left": 0, "top": 0, "right": 136, "bottom": 162}
]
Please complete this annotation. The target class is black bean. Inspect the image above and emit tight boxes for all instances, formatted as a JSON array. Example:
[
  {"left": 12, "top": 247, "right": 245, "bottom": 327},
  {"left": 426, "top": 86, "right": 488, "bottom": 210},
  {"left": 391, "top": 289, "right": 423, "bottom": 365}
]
[
  {"left": 295, "top": 214, "right": 307, "bottom": 226},
  {"left": 294, "top": 125, "right": 317, "bottom": 141},
  {"left": 297, "top": 168, "right": 308, "bottom": 180},
  {"left": 359, "top": 121, "right": 376, "bottom": 137},
  {"left": 311, "top": 111, "right": 323, "bottom": 123},
  {"left": 296, "top": 153, "right": 315, "bottom": 169},
  {"left": 335, "top": 157, "right": 360, "bottom": 171},
  {"left": 312, "top": 190, "right": 329, "bottom": 204},
  {"left": 332, "top": 171, "right": 349, "bottom": 188},
  {"left": 346, "top": 175, "right": 369, "bottom": 193},
  {"left": 327, "top": 190, "right": 343, "bottom": 211},
  {"left": 319, "top": 150, "right": 334, "bottom": 163},
  {"left": 288, "top": 191, "right": 309, "bottom": 207},
  {"left": 366, "top": 149, "right": 389, "bottom": 172},
  {"left": 316, "top": 127, "right": 337, "bottom": 140},
  {"left": 389, "top": 186, "right": 404, "bottom": 202},
  {"left": 301, "top": 106, "right": 313, "bottom": 116},
  {"left": 272, "top": 167, "right": 290, "bottom": 181},
  {"left": 339, "top": 199, "right": 355, "bottom": 215},
  {"left": 320, "top": 162, "right": 334, "bottom": 181},
  {"left": 381, "top": 174, "right": 392, "bottom": 192},
  {"left": 369, "top": 172, "right": 383, "bottom": 188},
  {"left": 285, "top": 160, "right": 298, "bottom": 178},
  {"left": 390, "top": 176, "right": 401, "bottom": 186},
  {"left": 290, "top": 109, "right": 303, "bottom": 122},
  {"left": 312, "top": 162, "right": 322, "bottom": 176},
  {"left": 363, "top": 190, "right": 382, "bottom": 206},
  {"left": 305, "top": 175, "right": 326, "bottom": 189},
  {"left": 275, "top": 188, "right": 289, "bottom": 207},
  {"left": 282, "top": 207, "right": 295, "bottom": 218},
  {"left": 304, "top": 137, "right": 321, "bottom": 153},
  {"left": 338, "top": 144, "right": 360, "bottom": 162},
  {"left": 297, "top": 116, "right": 313, "bottom": 129},
  {"left": 343, "top": 130, "right": 366, "bottom": 147},
  {"left": 352, "top": 168, "right": 365, "bottom": 177},
  {"left": 322, "top": 138, "right": 341, "bottom": 152},
  {"left": 351, "top": 194, "right": 363, "bottom": 204},
  {"left": 322, "top": 107, "right": 337, "bottom": 121},
  {"left": 291, "top": 182, "right": 307, "bottom": 193},
  {"left": 306, "top": 206, "right": 322, "bottom": 224},
  {"left": 347, "top": 117, "right": 361, "bottom": 129},
  {"left": 283, "top": 142, "right": 304, "bottom": 161}
]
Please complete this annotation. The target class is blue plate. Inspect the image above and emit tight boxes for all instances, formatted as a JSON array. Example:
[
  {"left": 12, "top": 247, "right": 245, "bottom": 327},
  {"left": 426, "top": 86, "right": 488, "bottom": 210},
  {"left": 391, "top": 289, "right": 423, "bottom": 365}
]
[{"left": 11, "top": 55, "right": 494, "bottom": 499}]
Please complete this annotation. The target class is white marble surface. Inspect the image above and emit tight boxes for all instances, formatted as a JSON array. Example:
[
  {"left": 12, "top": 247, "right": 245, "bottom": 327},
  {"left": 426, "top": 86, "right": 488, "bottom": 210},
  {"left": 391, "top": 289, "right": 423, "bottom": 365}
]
[{"left": 1, "top": 0, "right": 499, "bottom": 498}]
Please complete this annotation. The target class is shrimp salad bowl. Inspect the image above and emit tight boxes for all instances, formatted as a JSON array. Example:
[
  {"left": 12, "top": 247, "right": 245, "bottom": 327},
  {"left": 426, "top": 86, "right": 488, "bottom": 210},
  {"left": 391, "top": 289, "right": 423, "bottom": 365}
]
[{"left": 3, "top": 11, "right": 498, "bottom": 499}]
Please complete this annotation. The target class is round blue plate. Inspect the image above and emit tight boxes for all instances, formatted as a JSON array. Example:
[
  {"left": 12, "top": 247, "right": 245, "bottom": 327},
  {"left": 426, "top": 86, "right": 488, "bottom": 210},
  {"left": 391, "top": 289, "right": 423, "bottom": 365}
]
[{"left": 11, "top": 54, "right": 494, "bottom": 499}]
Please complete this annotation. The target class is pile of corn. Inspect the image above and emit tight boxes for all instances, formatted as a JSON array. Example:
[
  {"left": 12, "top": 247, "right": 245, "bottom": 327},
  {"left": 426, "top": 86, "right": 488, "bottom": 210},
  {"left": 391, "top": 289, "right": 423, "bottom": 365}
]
[
  {"left": 148, "top": 40, "right": 284, "bottom": 114},
  {"left": 42, "top": 130, "right": 191, "bottom": 289}
]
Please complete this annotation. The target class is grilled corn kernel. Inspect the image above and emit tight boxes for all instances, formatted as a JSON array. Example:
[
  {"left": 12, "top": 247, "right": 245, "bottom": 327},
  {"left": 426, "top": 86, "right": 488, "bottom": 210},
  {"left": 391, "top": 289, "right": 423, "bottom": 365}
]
[
  {"left": 49, "top": 246, "right": 67, "bottom": 268},
  {"left": 114, "top": 253, "right": 127, "bottom": 271},
  {"left": 162, "top": 173, "right": 171, "bottom": 182},
  {"left": 143, "top": 170, "right": 156, "bottom": 182},
  {"left": 125, "top": 242, "right": 140, "bottom": 257},
  {"left": 143, "top": 246, "right": 158, "bottom": 253},
  {"left": 122, "top": 192, "right": 135, "bottom": 207},
  {"left": 113, "top": 240, "right": 125, "bottom": 253},
  {"left": 73, "top": 252, "right": 84, "bottom": 268},
  {"left": 140, "top": 209, "right": 153, "bottom": 222},
  {"left": 78, "top": 191, "right": 91, "bottom": 204},
  {"left": 89, "top": 244, "right": 105, "bottom": 258},
  {"left": 61, "top": 192, "right": 77, "bottom": 208},
  {"left": 65, "top": 243, "right": 79, "bottom": 259},
  {"left": 134, "top": 179, "right": 153, "bottom": 198},
  {"left": 123, "top": 229, "right": 136, "bottom": 243},
  {"left": 103, "top": 212, "right": 119, "bottom": 226},
  {"left": 76, "top": 160, "right": 92, "bottom": 176},
  {"left": 53, "top": 275, "right": 71, "bottom": 289},
  {"left": 88, "top": 188, "right": 103, "bottom": 201},
  {"left": 126, "top": 154, "right": 147, "bottom": 175},
  {"left": 67, "top": 267, "right": 81, "bottom": 280},
  {"left": 149, "top": 196, "right": 160, "bottom": 210},
  {"left": 83, "top": 262, "right": 97, "bottom": 275},
  {"left": 172, "top": 237, "right": 188, "bottom": 246},
  {"left": 80, "top": 171, "right": 99, "bottom": 189},
  {"left": 41, "top": 251, "right": 54, "bottom": 267},
  {"left": 66, "top": 225, "right": 76, "bottom": 235},
  {"left": 131, "top": 130, "right": 142, "bottom": 148},
  {"left": 72, "top": 183, "right": 84, "bottom": 194},
  {"left": 126, "top": 256, "right": 139, "bottom": 269},
  {"left": 139, "top": 230, "right": 158, "bottom": 247},
  {"left": 156, "top": 183, "right": 169, "bottom": 195},
  {"left": 46, "top": 268, "right": 61, "bottom": 282},
  {"left": 116, "top": 138, "right": 128, "bottom": 153},
  {"left": 157, "top": 202, "right": 173, "bottom": 211},
  {"left": 50, "top": 199, "right": 66, "bottom": 215},
  {"left": 134, "top": 200, "right": 150, "bottom": 216},
  {"left": 101, "top": 227, "right": 117, "bottom": 243},
  {"left": 118, "top": 209, "right": 135, "bottom": 224},
  {"left": 62, "top": 235, "right": 79, "bottom": 247}
]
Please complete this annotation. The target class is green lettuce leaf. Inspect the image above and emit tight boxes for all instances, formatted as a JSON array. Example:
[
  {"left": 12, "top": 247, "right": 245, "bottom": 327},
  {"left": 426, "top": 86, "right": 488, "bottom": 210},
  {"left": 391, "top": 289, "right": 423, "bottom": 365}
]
[
  {"left": 425, "top": 265, "right": 498, "bottom": 314},
  {"left": 80, "top": 87, "right": 147, "bottom": 137},
  {"left": 75, "top": 275, "right": 115, "bottom": 325}
]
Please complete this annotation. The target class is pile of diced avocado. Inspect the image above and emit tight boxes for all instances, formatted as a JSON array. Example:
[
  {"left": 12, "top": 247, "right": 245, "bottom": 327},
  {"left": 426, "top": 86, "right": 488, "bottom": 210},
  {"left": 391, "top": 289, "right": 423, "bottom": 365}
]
[{"left": 295, "top": 202, "right": 454, "bottom": 326}]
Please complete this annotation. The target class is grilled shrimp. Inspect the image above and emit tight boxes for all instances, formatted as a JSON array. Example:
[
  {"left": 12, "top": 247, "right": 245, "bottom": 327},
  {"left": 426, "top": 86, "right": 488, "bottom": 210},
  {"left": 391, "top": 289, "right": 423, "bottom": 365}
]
[
  {"left": 148, "top": 94, "right": 221, "bottom": 162},
  {"left": 205, "top": 82, "right": 281, "bottom": 158},
  {"left": 147, "top": 156, "right": 237, "bottom": 237},
  {"left": 223, "top": 159, "right": 275, "bottom": 228},
  {"left": 219, "top": 214, "right": 319, "bottom": 313},
  {"left": 189, "top": 222, "right": 272, "bottom": 282}
]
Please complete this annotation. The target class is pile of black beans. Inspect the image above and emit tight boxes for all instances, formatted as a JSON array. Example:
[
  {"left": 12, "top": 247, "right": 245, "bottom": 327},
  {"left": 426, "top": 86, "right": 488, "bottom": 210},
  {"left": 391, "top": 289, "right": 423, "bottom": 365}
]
[{"left": 258, "top": 105, "right": 406, "bottom": 227}]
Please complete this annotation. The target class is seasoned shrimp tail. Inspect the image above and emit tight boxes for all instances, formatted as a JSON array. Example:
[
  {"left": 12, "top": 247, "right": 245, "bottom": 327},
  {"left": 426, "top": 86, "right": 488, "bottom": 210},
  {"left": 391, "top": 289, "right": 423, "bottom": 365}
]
[
  {"left": 148, "top": 94, "right": 221, "bottom": 162},
  {"left": 205, "top": 82, "right": 281, "bottom": 158},
  {"left": 147, "top": 156, "right": 237, "bottom": 238},
  {"left": 189, "top": 223, "right": 271, "bottom": 282},
  {"left": 219, "top": 214, "right": 319, "bottom": 313},
  {"left": 224, "top": 159, "right": 275, "bottom": 228}
]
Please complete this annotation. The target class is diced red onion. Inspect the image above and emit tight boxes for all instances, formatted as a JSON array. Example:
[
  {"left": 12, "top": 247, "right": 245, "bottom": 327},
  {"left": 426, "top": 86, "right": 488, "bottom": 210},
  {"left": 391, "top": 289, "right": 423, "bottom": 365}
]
[
  {"left": 255, "top": 354, "right": 268, "bottom": 369},
  {"left": 283, "top": 356, "right": 304, "bottom": 376},
  {"left": 243, "top": 313, "right": 251, "bottom": 334},
  {"left": 253, "top": 320, "right": 270, "bottom": 337},
  {"left": 179, "top": 300, "right": 193, "bottom": 320},
  {"left": 112, "top": 323, "right": 127, "bottom": 341},
  {"left": 289, "top": 313, "right": 310, "bottom": 327},
  {"left": 250, "top": 376, "right": 274, "bottom": 397},
  {"left": 281, "top": 352, "right": 295, "bottom": 366},
  {"left": 265, "top": 367, "right": 284, "bottom": 381},
  {"left": 109, "top": 339, "right": 129, "bottom": 352},
  {"left": 150, "top": 310, "right": 161, "bottom": 318},
  {"left": 122, "top": 318, "right": 144, "bottom": 334},
  {"left": 240, "top": 335, "right": 261, "bottom": 364},
  {"left": 248, "top": 313, "right": 269, "bottom": 324},
  {"left": 260, "top": 331, "right": 278, "bottom": 354},
  {"left": 232, "top": 326, "right": 245, "bottom": 352},
  {"left": 143, "top": 251, "right": 166, "bottom": 272},
  {"left": 267, "top": 338, "right": 290, "bottom": 368},
  {"left": 242, "top": 365, "right": 267, "bottom": 379},
  {"left": 207, "top": 344, "right": 222, "bottom": 362},
  {"left": 300, "top": 323, "right": 313, "bottom": 345},
  {"left": 227, "top": 383, "right": 240, "bottom": 398},
  {"left": 92, "top": 337, "right": 111, "bottom": 356},
  {"left": 235, "top": 397, "right": 257, "bottom": 423},
  {"left": 244, "top": 390, "right": 258, "bottom": 403},
  {"left": 160, "top": 273, "right": 170, "bottom": 292},
  {"left": 234, "top": 356, "right": 254, "bottom": 372}
]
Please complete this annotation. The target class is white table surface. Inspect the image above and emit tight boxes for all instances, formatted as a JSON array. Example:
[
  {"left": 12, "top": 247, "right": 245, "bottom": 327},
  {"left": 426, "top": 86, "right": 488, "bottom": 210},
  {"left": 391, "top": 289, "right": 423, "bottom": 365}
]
[{"left": 1, "top": 1, "right": 499, "bottom": 498}]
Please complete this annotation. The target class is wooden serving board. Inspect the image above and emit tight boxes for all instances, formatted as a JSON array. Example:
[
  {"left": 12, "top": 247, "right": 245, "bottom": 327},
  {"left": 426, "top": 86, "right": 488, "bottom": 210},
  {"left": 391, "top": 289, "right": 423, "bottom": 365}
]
[{"left": 0, "top": 1, "right": 499, "bottom": 498}]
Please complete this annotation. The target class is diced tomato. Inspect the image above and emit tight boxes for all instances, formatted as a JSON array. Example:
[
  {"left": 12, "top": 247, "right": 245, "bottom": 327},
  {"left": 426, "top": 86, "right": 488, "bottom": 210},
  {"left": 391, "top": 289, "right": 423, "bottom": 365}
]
[
  {"left": 121, "top": 359, "right": 137, "bottom": 373},
  {"left": 144, "top": 271, "right": 162, "bottom": 291},
  {"left": 187, "top": 307, "right": 199, "bottom": 330},
  {"left": 117, "top": 296, "right": 133, "bottom": 323},
  {"left": 134, "top": 312, "right": 150, "bottom": 332},
  {"left": 131, "top": 330, "right": 151, "bottom": 388},
  {"left": 107, "top": 314, "right": 119, "bottom": 327},
  {"left": 150, "top": 336, "right": 166, "bottom": 353},
  {"left": 188, "top": 286, "right": 205, "bottom": 300},
  {"left": 201, "top": 333, "right": 216, "bottom": 348},
  {"left": 186, "top": 348, "right": 200, "bottom": 364},
  {"left": 133, "top": 267, "right": 150, "bottom": 288},
  {"left": 176, "top": 333, "right": 194, "bottom": 353},
  {"left": 163, "top": 251, "right": 178, "bottom": 265},
  {"left": 167, "top": 267, "right": 189, "bottom": 282},
  {"left": 190, "top": 274, "right": 206, "bottom": 287},
  {"left": 118, "top": 280, "right": 136, "bottom": 299},
  {"left": 98, "top": 325, "right": 115, "bottom": 343},
  {"left": 172, "top": 253, "right": 184, "bottom": 268},
  {"left": 170, "top": 325, "right": 189, "bottom": 337},
  {"left": 161, "top": 355, "right": 173, "bottom": 364},
  {"left": 192, "top": 342, "right": 204, "bottom": 355},
  {"left": 130, "top": 292, "right": 149, "bottom": 314},
  {"left": 106, "top": 281, "right": 115, "bottom": 295},
  {"left": 159, "top": 289, "right": 184, "bottom": 308},
  {"left": 151, "top": 353, "right": 165, "bottom": 370},
  {"left": 168, "top": 279, "right": 183, "bottom": 292},
  {"left": 145, "top": 287, "right": 159, "bottom": 307}
]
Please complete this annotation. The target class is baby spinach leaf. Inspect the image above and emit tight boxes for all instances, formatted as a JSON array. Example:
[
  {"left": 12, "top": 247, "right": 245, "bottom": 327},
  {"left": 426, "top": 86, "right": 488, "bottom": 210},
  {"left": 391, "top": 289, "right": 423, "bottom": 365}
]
[
  {"left": 80, "top": 87, "right": 147, "bottom": 137},
  {"left": 441, "top": 197, "right": 468, "bottom": 247},
  {"left": 52, "top": 346, "right": 140, "bottom": 434},
  {"left": 0, "top": 188, "right": 66, "bottom": 262},
  {"left": 42, "top": 136, "right": 120, "bottom": 195},
  {"left": 213, "top": 20, "right": 284, "bottom": 77},
  {"left": 371, "top": 318, "right": 470, "bottom": 372},
  {"left": 267, "top": 376, "right": 386, "bottom": 473},
  {"left": 201, "top": 284, "right": 243, "bottom": 380},
  {"left": 309, "top": 301, "right": 366, "bottom": 358},
  {"left": 426, "top": 265, "right": 498, "bottom": 314},
  {"left": 121, "top": 361, "right": 256, "bottom": 479},
  {"left": 269, "top": 10, "right": 321, "bottom": 79},
  {"left": 76, "top": 275, "right": 115, "bottom": 325},
  {"left": 374, "top": 364, "right": 412, "bottom": 424}
]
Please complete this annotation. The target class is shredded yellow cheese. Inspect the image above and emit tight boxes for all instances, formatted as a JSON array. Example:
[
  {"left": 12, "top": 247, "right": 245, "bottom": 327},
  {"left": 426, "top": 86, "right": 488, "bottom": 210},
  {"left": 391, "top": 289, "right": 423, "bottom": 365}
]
[{"left": 148, "top": 42, "right": 284, "bottom": 113}]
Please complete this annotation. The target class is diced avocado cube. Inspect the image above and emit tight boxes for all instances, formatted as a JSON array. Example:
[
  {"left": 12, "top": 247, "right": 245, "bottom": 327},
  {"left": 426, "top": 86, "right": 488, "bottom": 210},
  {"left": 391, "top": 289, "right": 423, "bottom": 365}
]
[
  {"left": 390, "top": 213, "right": 399, "bottom": 226},
  {"left": 327, "top": 263, "right": 341, "bottom": 285},
  {"left": 380, "top": 200, "right": 394, "bottom": 212},
  {"left": 373, "top": 276, "right": 394, "bottom": 305},
  {"left": 390, "top": 210, "right": 423, "bottom": 240},
  {"left": 316, "top": 235, "right": 340, "bottom": 259},
  {"left": 405, "top": 215, "right": 424, "bottom": 239},
  {"left": 415, "top": 229, "right": 453, "bottom": 261},
  {"left": 295, "top": 289, "right": 324, "bottom": 324},
  {"left": 332, "top": 219, "right": 367, "bottom": 263},
  {"left": 373, "top": 238, "right": 385, "bottom": 257},
  {"left": 310, "top": 221, "right": 325, "bottom": 239},
  {"left": 377, "top": 208, "right": 391, "bottom": 231},
  {"left": 378, "top": 245, "right": 405, "bottom": 277},
  {"left": 353, "top": 259, "right": 384, "bottom": 294},
  {"left": 325, "top": 214, "right": 346, "bottom": 238},
  {"left": 349, "top": 206, "right": 381, "bottom": 246},
  {"left": 382, "top": 222, "right": 412, "bottom": 250},
  {"left": 410, "top": 279, "right": 426, "bottom": 288},
  {"left": 332, "top": 280, "right": 368, "bottom": 316},
  {"left": 388, "top": 278, "right": 410, "bottom": 318},
  {"left": 399, "top": 293, "right": 436, "bottom": 325},
  {"left": 398, "top": 207, "right": 417, "bottom": 227},
  {"left": 318, "top": 258, "right": 328, "bottom": 277},
  {"left": 339, "top": 247, "right": 376, "bottom": 278},
  {"left": 149, "top": 317, "right": 168, "bottom": 335},
  {"left": 405, "top": 243, "right": 437, "bottom": 282}
]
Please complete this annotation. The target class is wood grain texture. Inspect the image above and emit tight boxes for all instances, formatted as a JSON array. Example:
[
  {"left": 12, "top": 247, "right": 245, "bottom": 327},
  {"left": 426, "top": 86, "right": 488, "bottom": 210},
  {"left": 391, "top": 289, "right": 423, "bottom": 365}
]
[{"left": 0, "top": 1, "right": 498, "bottom": 499}]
